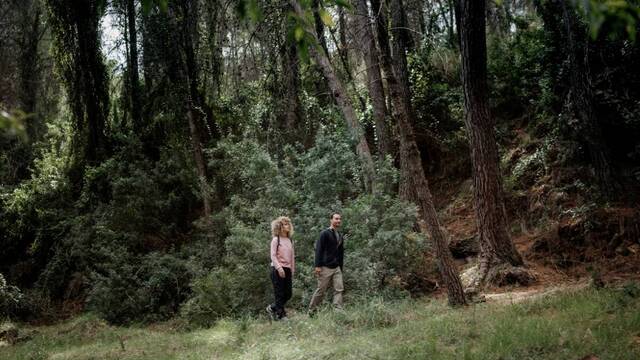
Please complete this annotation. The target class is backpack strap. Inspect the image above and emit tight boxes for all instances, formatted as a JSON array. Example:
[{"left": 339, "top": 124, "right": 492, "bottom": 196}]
[{"left": 275, "top": 234, "right": 292, "bottom": 257}]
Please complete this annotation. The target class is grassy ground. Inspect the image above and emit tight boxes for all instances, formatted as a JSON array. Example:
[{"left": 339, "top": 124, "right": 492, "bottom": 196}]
[{"left": 2, "top": 284, "right": 640, "bottom": 360}]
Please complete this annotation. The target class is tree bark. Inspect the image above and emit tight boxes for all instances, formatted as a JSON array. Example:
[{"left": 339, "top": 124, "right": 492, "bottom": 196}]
[
  {"left": 371, "top": 0, "right": 466, "bottom": 306},
  {"left": 18, "top": 0, "right": 42, "bottom": 142},
  {"left": 126, "top": 0, "right": 142, "bottom": 132},
  {"left": 204, "top": 0, "right": 223, "bottom": 99},
  {"left": 390, "top": 0, "right": 412, "bottom": 95},
  {"left": 47, "top": 0, "right": 110, "bottom": 169},
  {"left": 187, "top": 104, "right": 212, "bottom": 217},
  {"left": 559, "top": 0, "right": 618, "bottom": 198},
  {"left": 354, "top": 0, "right": 390, "bottom": 158},
  {"left": 312, "top": 0, "right": 329, "bottom": 54},
  {"left": 180, "top": 0, "right": 213, "bottom": 217},
  {"left": 389, "top": 0, "right": 436, "bottom": 201},
  {"left": 458, "top": 0, "right": 524, "bottom": 287},
  {"left": 291, "top": 0, "right": 376, "bottom": 192},
  {"left": 338, "top": 6, "right": 348, "bottom": 64},
  {"left": 280, "top": 40, "right": 303, "bottom": 134}
]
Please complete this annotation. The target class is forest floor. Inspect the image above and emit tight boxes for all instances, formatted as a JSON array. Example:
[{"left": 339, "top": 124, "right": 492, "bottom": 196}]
[{"left": 2, "top": 281, "right": 640, "bottom": 360}]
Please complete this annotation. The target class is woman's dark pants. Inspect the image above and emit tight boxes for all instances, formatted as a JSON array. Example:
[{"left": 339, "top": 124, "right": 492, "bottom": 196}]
[{"left": 269, "top": 267, "right": 292, "bottom": 319}]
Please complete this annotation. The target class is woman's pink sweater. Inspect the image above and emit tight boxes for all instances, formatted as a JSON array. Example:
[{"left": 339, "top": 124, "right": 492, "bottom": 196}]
[{"left": 270, "top": 236, "right": 295, "bottom": 274}]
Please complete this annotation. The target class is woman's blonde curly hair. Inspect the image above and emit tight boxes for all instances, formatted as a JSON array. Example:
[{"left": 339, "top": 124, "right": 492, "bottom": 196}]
[{"left": 271, "top": 216, "right": 294, "bottom": 237}]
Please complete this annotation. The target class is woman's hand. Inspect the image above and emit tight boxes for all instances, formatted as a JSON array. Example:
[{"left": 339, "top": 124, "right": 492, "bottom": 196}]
[{"left": 278, "top": 268, "right": 285, "bottom": 278}]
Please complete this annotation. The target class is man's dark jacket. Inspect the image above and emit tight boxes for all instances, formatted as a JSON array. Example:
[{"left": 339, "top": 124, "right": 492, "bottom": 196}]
[{"left": 314, "top": 228, "right": 344, "bottom": 269}]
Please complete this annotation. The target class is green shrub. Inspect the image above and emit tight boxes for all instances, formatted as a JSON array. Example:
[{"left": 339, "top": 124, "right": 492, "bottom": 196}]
[
  {"left": 88, "top": 252, "right": 194, "bottom": 324},
  {"left": 0, "top": 273, "right": 24, "bottom": 319},
  {"left": 183, "top": 135, "right": 428, "bottom": 325}
]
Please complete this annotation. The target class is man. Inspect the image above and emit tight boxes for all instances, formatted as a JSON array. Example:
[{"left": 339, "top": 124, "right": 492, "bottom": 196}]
[{"left": 308, "top": 213, "right": 344, "bottom": 312}]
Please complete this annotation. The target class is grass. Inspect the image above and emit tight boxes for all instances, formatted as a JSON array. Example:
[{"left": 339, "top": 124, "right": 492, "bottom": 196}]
[{"left": 2, "top": 284, "right": 640, "bottom": 360}]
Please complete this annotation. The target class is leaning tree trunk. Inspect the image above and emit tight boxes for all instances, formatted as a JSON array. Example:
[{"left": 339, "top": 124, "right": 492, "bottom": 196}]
[
  {"left": 458, "top": 0, "right": 526, "bottom": 288},
  {"left": 291, "top": 0, "right": 376, "bottom": 193},
  {"left": 354, "top": 0, "right": 390, "bottom": 158},
  {"left": 559, "top": 0, "right": 618, "bottom": 199},
  {"left": 370, "top": 0, "right": 466, "bottom": 306}
]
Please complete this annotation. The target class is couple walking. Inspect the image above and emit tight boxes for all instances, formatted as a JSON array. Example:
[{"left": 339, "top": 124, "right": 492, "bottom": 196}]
[{"left": 266, "top": 213, "right": 344, "bottom": 321}]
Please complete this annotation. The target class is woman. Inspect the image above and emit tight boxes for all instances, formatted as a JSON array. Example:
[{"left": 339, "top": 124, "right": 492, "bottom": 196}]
[{"left": 267, "top": 216, "right": 295, "bottom": 321}]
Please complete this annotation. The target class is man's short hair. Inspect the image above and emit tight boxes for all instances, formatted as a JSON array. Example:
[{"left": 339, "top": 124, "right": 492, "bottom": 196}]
[{"left": 330, "top": 212, "right": 341, "bottom": 219}]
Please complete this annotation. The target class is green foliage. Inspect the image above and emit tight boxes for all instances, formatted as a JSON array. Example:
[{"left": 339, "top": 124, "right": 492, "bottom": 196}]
[
  {"left": 0, "top": 107, "right": 27, "bottom": 138},
  {"left": 409, "top": 49, "right": 464, "bottom": 139},
  {"left": 579, "top": 0, "right": 640, "bottom": 41},
  {"left": 235, "top": 0, "right": 263, "bottom": 23},
  {"left": 0, "top": 273, "right": 24, "bottom": 319},
  {"left": 141, "top": 0, "right": 168, "bottom": 14},
  {"left": 0, "top": 117, "right": 72, "bottom": 287},
  {"left": 184, "top": 133, "right": 426, "bottom": 325},
  {"left": 408, "top": 48, "right": 469, "bottom": 177},
  {"left": 487, "top": 16, "right": 548, "bottom": 121},
  {"left": 88, "top": 252, "right": 194, "bottom": 324}
]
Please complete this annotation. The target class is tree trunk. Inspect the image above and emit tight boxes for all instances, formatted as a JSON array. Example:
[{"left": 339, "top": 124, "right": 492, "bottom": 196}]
[
  {"left": 371, "top": 0, "right": 410, "bottom": 195},
  {"left": 126, "top": 0, "right": 142, "bottom": 131},
  {"left": 18, "top": 1, "right": 42, "bottom": 142},
  {"left": 312, "top": 0, "right": 329, "bottom": 54},
  {"left": 338, "top": 6, "right": 348, "bottom": 64},
  {"left": 390, "top": 0, "right": 412, "bottom": 95},
  {"left": 458, "top": 0, "right": 524, "bottom": 287},
  {"left": 307, "top": 0, "right": 332, "bottom": 105},
  {"left": 354, "top": 0, "right": 390, "bottom": 158},
  {"left": 389, "top": 0, "right": 434, "bottom": 201},
  {"left": 281, "top": 40, "right": 303, "bottom": 134},
  {"left": 559, "top": 0, "right": 618, "bottom": 198},
  {"left": 187, "top": 104, "right": 212, "bottom": 217},
  {"left": 291, "top": 0, "right": 376, "bottom": 192},
  {"left": 47, "top": 0, "right": 110, "bottom": 170},
  {"left": 371, "top": 0, "right": 466, "bottom": 306},
  {"left": 180, "top": 0, "right": 213, "bottom": 217},
  {"left": 204, "top": 0, "right": 223, "bottom": 99}
]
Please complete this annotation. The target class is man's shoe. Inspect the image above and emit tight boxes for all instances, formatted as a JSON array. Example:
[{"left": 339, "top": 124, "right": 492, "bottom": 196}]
[{"left": 266, "top": 305, "right": 275, "bottom": 321}]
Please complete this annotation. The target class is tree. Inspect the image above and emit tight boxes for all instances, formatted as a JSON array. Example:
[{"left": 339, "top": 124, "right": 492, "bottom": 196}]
[
  {"left": 560, "top": 0, "right": 618, "bottom": 198},
  {"left": 290, "top": 0, "right": 377, "bottom": 193},
  {"left": 280, "top": 37, "right": 303, "bottom": 137},
  {"left": 125, "top": 0, "right": 143, "bottom": 132},
  {"left": 177, "top": 0, "right": 214, "bottom": 217},
  {"left": 458, "top": 0, "right": 528, "bottom": 288},
  {"left": 370, "top": 0, "right": 466, "bottom": 305},
  {"left": 47, "top": 0, "right": 110, "bottom": 178},
  {"left": 353, "top": 0, "right": 390, "bottom": 158}
]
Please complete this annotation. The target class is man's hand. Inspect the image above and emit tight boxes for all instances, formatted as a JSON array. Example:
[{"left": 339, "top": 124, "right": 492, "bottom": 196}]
[
  {"left": 277, "top": 268, "right": 285, "bottom": 278},
  {"left": 314, "top": 267, "right": 322, "bottom": 277}
]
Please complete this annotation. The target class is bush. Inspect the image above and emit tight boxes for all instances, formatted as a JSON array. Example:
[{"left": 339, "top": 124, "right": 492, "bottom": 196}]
[
  {"left": 0, "top": 273, "right": 24, "bottom": 319},
  {"left": 182, "top": 135, "right": 429, "bottom": 325},
  {"left": 88, "top": 252, "right": 194, "bottom": 324}
]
